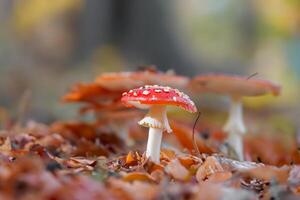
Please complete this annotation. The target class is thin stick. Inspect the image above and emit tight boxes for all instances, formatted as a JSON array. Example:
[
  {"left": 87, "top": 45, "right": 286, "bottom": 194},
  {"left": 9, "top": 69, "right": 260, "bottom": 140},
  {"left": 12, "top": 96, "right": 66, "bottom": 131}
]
[
  {"left": 192, "top": 111, "right": 201, "bottom": 157},
  {"left": 15, "top": 89, "right": 32, "bottom": 128},
  {"left": 246, "top": 72, "right": 258, "bottom": 80}
]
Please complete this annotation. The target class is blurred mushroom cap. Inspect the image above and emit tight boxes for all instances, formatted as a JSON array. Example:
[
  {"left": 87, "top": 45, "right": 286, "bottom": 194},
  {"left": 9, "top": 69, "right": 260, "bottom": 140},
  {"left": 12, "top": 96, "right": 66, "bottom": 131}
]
[
  {"left": 95, "top": 70, "right": 189, "bottom": 91},
  {"left": 190, "top": 74, "right": 281, "bottom": 98}
]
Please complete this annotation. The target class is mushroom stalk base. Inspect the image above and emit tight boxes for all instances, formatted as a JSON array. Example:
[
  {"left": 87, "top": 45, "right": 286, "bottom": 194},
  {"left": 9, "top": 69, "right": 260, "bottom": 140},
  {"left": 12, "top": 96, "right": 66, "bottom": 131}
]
[
  {"left": 146, "top": 128, "right": 163, "bottom": 163},
  {"left": 225, "top": 132, "right": 244, "bottom": 161}
]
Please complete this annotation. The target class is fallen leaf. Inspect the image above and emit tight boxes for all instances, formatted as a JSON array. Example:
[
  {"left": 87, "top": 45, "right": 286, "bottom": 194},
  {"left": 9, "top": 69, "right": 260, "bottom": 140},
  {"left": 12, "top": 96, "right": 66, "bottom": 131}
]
[
  {"left": 125, "top": 151, "right": 136, "bottom": 165},
  {"left": 165, "top": 158, "right": 190, "bottom": 181},
  {"left": 241, "top": 166, "right": 290, "bottom": 184},
  {"left": 0, "top": 137, "right": 11, "bottom": 152},
  {"left": 69, "top": 157, "right": 97, "bottom": 166},
  {"left": 196, "top": 156, "right": 224, "bottom": 182},
  {"left": 123, "top": 172, "right": 155, "bottom": 183},
  {"left": 108, "top": 178, "right": 158, "bottom": 200},
  {"left": 207, "top": 171, "right": 232, "bottom": 183}
]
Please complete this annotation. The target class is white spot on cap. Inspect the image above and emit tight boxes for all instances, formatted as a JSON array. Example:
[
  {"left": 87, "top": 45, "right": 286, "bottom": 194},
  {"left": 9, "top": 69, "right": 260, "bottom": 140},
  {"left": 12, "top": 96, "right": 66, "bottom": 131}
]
[
  {"left": 175, "top": 89, "right": 181, "bottom": 96},
  {"left": 163, "top": 88, "right": 170, "bottom": 92},
  {"left": 173, "top": 96, "right": 177, "bottom": 101},
  {"left": 133, "top": 92, "right": 138, "bottom": 96},
  {"left": 122, "top": 92, "right": 127, "bottom": 96},
  {"left": 142, "top": 90, "right": 150, "bottom": 95},
  {"left": 129, "top": 90, "right": 133, "bottom": 93},
  {"left": 154, "top": 89, "right": 162, "bottom": 93}
]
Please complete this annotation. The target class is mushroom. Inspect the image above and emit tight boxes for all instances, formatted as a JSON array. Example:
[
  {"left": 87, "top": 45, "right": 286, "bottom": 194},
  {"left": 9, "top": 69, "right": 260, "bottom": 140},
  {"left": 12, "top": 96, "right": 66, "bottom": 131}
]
[
  {"left": 62, "top": 83, "right": 121, "bottom": 104},
  {"left": 95, "top": 70, "right": 189, "bottom": 91},
  {"left": 121, "top": 85, "right": 197, "bottom": 163},
  {"left": 189, "top": 74, "right": 281, "bottom": 160},
  {"left": 63, "top": 70, "right": 189, "bottom": 149},
  {"left": 96, "top": 109, "right": 142, "bottom": 146}
]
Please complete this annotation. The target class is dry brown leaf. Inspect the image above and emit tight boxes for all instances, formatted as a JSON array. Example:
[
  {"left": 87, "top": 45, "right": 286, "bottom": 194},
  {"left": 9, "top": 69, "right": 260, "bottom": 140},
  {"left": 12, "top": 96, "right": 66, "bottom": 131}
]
[
  {"left": 51, "top": 121, "right": 98, "bottom": 140},
  {"left": 0, "top": 137, "right": 11, "bottom": 152},
  {"left": 62, "top": 83, "right": 121, "bottom": 103},
  {"left": 150, "top": 170, "right": 164, "bottom": 183},
  {"left": 165, "top": 158, "right": 190, "bottom": 181},
  {"left": 178, "top": 155, "right": 202, "bottom": 169},
  {"left": 244, "top": 135, "right": 295, "bottom": 166},
  {"left": 108, "top": 178, "right": 158, "bottom": 200},
  {"left": 125, "top": 151, "right": 137, "bottom": 165},
  {"left": 69, "top": 157, "right": 97, "bottom": 166},
  {"left": 170, "top": 121, "right": 215, "bottom": 154},
  {"left": 53, "top": 176, "right": 116, "bottom": 200},
  {"left": 192, "top": 182, "right": 223, "bottom": 200},
  {"left": 242, "top": 166, "right": 290, "bottom": 184},
  {"left": 207, "top": 171, "right": 232, "bottom": 183},
  {"left": 288, "top": 166, "right": 300, "bottom": 191},
  {"left": 160, "top": 148, "right": 176, "bottom": 161},
  {"left": 123, "top": 172, "right": 156, "bottom": 183},
  {"left": 144, "top": 161, "right": 164, "bottom": 174},
  {"left": 196, "top": 156, "right": 224, "bottom": 182}
]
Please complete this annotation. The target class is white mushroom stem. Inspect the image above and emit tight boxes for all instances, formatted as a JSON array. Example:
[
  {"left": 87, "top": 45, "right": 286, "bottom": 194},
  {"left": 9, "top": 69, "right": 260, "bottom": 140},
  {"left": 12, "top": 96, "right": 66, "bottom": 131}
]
[
  {"left": 138, "top": 105, "right": 172, "bottom": 163},
  {"left": 226, "top": 132, "right": 244, "bottom": 161},
  {"left": 224, "top": 98, "right": 246, "bottom": 134},
  {"left": 223, "top": 98, "right": 246, "bottom": 161},
  {"left": 146, "top": 127, "right": 163, "bottom": 163}
]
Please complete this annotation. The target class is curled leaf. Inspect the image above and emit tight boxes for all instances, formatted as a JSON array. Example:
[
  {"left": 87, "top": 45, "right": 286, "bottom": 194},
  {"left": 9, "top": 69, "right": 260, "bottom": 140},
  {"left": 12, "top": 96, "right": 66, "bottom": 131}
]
[
  {"left": 125, "top": 151, "right": 138, "bottom": 166},
  {"left": 196, "top": 156, "right": 224, "bottom": 182}
]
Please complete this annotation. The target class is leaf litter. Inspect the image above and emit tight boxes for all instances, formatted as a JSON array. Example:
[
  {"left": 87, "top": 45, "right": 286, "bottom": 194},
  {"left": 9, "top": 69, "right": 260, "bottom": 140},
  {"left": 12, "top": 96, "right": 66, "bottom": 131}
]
[{"left": 0, "top": 68, "right": 298, "bottom": 199}]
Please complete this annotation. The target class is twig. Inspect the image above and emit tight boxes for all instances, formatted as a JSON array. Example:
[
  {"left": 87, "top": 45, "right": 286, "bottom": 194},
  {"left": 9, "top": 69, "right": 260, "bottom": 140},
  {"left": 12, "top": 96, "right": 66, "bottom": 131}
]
[
  {"left": 192, "top": 111, "right": 201, "bottom": 157},
  {"left": 246, "top": 72, "right": 258, "bottom": 80},
  {"left": 15, "top": 89, "right": 32, "bottom": 128},
  {"left": 216, "top": 156, "right": 264, "bottom": 171}
]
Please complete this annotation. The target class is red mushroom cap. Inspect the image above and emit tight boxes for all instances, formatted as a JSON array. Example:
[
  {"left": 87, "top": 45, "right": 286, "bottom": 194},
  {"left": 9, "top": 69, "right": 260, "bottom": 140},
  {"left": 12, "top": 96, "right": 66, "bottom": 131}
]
[
  {"left": 189, "top": 74, "right": 281, "bottom": 97},
  {"left": 121, "top": 85, "right": 197, "bottom": 113}
]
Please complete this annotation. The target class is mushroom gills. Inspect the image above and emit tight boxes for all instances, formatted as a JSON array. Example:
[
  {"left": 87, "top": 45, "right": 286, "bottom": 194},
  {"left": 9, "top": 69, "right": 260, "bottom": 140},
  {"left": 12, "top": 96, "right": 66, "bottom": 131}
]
[{"left": 138, "top": 105, "right": 172, "bottom": 133}]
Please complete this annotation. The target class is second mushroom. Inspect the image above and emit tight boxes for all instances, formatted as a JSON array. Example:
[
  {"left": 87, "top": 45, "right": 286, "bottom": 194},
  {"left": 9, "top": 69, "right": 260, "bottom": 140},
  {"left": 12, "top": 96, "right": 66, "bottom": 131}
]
[
  {"left": 121, "top": 85, "right": 197, "bottom": 163},
  {"left": 190, "top": 74, "right": 281, "bottom": 161}
]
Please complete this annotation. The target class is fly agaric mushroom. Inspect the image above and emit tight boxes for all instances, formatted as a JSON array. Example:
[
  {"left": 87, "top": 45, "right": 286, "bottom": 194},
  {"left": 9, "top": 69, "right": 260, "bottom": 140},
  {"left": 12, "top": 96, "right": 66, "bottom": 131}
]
[
  {"left": 95, "top": 70, "right": 189, "bottom": 91},
  {"left": 121, "top": 85, "right": 197, "bottom": 163},
  {"left": 189, "top": 74, "right": 281, "bottom": 160}
]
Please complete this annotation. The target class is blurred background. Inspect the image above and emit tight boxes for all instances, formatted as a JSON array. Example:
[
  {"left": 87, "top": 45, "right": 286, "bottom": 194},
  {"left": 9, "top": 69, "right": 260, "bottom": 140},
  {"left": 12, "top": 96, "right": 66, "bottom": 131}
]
[{"left": 0, "top": 0, "right": 299, "bottom": 126}]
